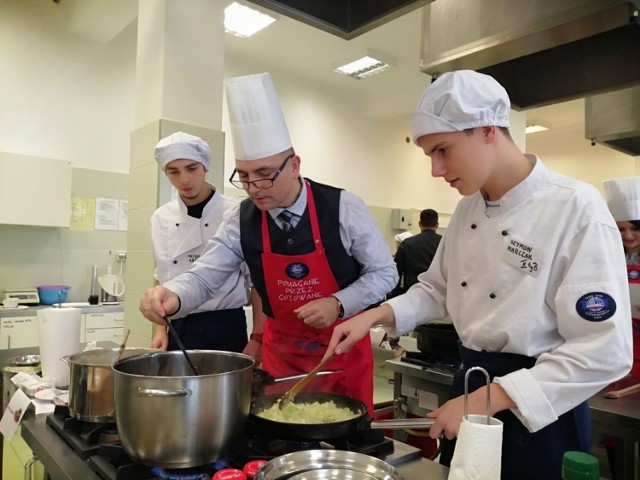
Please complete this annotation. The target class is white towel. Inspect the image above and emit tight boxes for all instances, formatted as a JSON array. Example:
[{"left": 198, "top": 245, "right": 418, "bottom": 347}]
[{"left": 448, "top": 414, "right": 503, "bottom": 480}]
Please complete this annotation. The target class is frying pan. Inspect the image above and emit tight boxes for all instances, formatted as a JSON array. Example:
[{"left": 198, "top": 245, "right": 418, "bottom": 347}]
[{"left": 250, "top": 392, "right": 433, "bottom": 440}]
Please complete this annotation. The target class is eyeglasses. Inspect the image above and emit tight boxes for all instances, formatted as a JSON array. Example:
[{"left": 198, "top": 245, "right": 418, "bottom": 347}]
[{"left": 228, "top": 154, "right": 294, "bottom": 190}]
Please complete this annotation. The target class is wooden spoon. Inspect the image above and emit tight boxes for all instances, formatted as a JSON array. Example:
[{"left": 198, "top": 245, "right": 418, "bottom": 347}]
[
  {"left": 603, "top": 382, "right": 640, "bottom": 399},
  {"left": 278, "top": 350, "right": 335, "bottom": 409},
  {"left": 114, "top": 328, "right": 130, "bottom": 363}
]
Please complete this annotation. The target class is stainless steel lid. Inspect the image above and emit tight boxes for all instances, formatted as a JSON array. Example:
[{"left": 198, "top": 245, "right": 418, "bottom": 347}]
[
  {"left": 254, "top": 450, "right": 402, "bottom": 480},
  {"left": 7, "top": 355, "right": 40, "bottom": 367}
]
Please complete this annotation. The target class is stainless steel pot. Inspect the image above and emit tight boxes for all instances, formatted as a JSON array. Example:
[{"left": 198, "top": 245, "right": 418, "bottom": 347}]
[
  {"left": 113, "top": 350, "right": 254, "bottom": 468},
  {"left": 66, "top": 348, "right": 156, "bottom": 422}
]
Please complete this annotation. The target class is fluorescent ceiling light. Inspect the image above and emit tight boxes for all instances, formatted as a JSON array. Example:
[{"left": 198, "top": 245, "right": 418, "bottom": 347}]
[
  {"left": 224, "top": 2, "right": 277, "bottom": 38},
  {"left": 525, "top": 124, "right": 549, "bottom": 134},
  {"left": 334, "top": 50, "right": 393, "bottom": 79}
]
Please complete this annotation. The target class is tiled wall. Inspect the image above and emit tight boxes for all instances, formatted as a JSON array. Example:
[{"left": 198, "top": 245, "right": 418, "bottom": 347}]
[{"left": 0, "top": 168, "right": 127, "bottom": 303}]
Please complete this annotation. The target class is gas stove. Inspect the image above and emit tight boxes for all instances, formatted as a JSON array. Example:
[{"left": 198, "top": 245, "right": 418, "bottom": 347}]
[{"left": 42, "top": 406, "right": 421, "bottom": 480}]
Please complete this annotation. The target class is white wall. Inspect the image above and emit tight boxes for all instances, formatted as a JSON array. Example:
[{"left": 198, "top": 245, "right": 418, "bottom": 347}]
[{"left": 0, "top": 0, "right": 136, "bottom": 174}]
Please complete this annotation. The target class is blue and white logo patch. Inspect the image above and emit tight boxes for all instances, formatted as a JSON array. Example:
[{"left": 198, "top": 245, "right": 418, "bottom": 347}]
[
  {"left": 285, "top": 262, "right": 309, "bottom": 279},
  {"left": 575, "top": 292, "right": 616, "bottom": 322}
]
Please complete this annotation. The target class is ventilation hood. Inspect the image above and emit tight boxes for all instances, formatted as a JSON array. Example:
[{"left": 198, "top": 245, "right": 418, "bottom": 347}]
[
  {"left": 586, "top": 86, "right": 640, "bottom": 156},
  {"left": 249, "top": 0, "right": 430, "bottom": 39},
  {"left": 419, "top": 0, "right": 640, "bottom": 110}
]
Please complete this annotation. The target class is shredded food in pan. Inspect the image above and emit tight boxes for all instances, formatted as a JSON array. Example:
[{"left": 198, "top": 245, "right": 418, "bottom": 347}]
[{"left": 257, "top": 400, "right": 359, "bottom": 424}]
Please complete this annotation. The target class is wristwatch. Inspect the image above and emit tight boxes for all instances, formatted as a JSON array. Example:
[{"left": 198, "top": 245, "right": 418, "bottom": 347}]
[
  {"left": 334, "top": 297, "right": 345, "bottom": 319},
  {"left": 250, "top": 333, "right": 263, "bottom": 345}
]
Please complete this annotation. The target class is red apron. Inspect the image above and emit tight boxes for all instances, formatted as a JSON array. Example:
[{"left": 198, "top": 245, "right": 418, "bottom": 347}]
[
  {"left": 260, "top": 181, "right": 374, "bottom": 414},
  {"left": 627, "top": 264, "right": 640, "bottom": 379}
]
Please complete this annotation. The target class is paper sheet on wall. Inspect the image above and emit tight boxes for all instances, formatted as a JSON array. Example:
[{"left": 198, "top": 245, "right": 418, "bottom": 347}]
[
  {"left": 118, "top": 200, "right": 128, "bottom": 231},
  {"left": 70, "top": 197, "right": 96, "bottom": 231},
  {"left": 95, "top": 197, "right": 119, "bottom": 230},
  {"left": 0, "top": 389, "right": 31, "bottom": 440}
]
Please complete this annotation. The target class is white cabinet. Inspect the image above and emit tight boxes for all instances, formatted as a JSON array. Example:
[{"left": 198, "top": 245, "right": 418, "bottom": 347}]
[
  {"left": 82, "top": 311, "right": 124, "bottom": 343},
  {"left": 0, "top": 316, "right": 39, "bottom": 349},
  {"left": 0, "top": 308, "right": 124, "bottom": 349},
  {"left": 0, "top": 152, "right": 72, "bottom": 227}
]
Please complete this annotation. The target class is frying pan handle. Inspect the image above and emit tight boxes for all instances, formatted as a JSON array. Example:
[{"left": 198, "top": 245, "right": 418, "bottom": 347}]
[
  {"left": 370, "top": 418, "right": 434, "bottom": 430},
  {"left": 136, "top": 388, "right": 192, "bottom": 398}
]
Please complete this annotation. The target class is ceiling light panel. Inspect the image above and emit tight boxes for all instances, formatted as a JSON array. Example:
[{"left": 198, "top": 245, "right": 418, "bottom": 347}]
[
  {"left": 525, "top": 124, "right": 549, "bottom": 134},
  {"left": 224, "top": 2, "right": 277, "bottom": 38},
  {"left": 334, "top": 50, "right": 393, "bottom": 80}
]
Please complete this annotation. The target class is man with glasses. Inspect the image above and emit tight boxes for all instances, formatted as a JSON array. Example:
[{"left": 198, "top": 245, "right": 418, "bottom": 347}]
[{"left": 139, "top": 73, "right": 397, "bottom": 414}]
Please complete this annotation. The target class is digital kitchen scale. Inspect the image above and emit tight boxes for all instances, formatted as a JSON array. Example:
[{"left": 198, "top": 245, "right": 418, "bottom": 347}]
[{"left": 5, "top": 288, "right": 40, "bottom": 305}]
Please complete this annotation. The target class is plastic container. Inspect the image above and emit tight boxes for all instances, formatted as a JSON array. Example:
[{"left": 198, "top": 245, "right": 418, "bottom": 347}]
[
  {"left": 37, "top": 285, "right": 71, "bottom": 305},
  {"left": 562, "top": 451, "right": 599, "bottom": 479},
  {"left": 243, "top": 460, "right": 268, "bottom": 478},
  {"left": 212, "top": 469, "right": 246, "bottom": 480}
]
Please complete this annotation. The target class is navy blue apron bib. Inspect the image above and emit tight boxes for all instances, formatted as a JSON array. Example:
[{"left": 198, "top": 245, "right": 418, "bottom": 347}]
[
  {"left": 439, "top": 345, "right": 591, "bottom": 480},
  {"left": 168, "top": 307, "right": 247, "bottom": 352}
]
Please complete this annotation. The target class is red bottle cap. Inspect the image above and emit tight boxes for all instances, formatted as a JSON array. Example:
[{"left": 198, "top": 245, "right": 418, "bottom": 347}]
[
  {"left": 243, "top": 460, "right": 268, "bottom": 478},
  {"left": 212, "top": 469, "right": 247, "bottom": 480}
]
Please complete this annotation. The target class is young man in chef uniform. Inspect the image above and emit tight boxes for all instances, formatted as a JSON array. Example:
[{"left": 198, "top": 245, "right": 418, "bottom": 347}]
[
  {"left": 140, "top": 74, "right": 398, "bottom": 414},
  {"left": 150, "top": 131, "right": 262, "bottom": 361},
  {"left": 325, "top": 70, "right": 632, "bottom": 478}
]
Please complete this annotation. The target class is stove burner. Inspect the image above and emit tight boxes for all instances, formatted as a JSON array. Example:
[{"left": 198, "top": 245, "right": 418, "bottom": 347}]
[
  {"left": 45, "top": 405, "right": 119, "bottom": 459},
  {"left": 150, "top": 466, "right": 215, "bottom": 479}
]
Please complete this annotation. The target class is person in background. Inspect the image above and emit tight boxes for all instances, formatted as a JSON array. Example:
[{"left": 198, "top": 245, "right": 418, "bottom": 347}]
[
  {"left": 325, "top": 70, "right": 632, "bottom": 479},
  {"left": 140, "top": 74, "right": 398, "bottom": 415},
  {"left": 604, "top": 176, "right": 640, "bottom": 380},
  {"left": 394, "top": 231, "right": 413, "bottom": 251},
  {"left": 390, "top": 208, "right": 442, "bottom": 297},
  {"left": 599, "top": 176, "right": 640, "bottom": 480},
  {"left": 150, "top": 131, "right": 263, "bottom": 362}
]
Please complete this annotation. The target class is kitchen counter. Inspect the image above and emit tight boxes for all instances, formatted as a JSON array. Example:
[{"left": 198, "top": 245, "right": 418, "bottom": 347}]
[
  {"left": 20, "top": 414, "right": 449, "bottom": 480},
  {"left": 590, "top": 380, "right": 640, "bottom": 480},
  {"left": 0, "top": 303, "right": 124, "bottom": 318},
  {"left": 388, "top": 357, "right": 640, "bottom": 479}
]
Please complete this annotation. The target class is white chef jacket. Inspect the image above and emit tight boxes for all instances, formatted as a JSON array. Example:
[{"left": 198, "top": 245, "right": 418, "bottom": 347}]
[
  {"left": 386, "top": 155, "right": 633, "bottom": 433},
  {"left": 164, "top": 177, "right": 398, "bottom": 320},
  {"left": 151, "top": 185, "right": 249, "bottom": 317}
]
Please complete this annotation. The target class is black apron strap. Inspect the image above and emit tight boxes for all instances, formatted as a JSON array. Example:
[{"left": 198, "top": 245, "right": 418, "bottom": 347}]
[
  {"left": 168, "top": 307, "right": 248, "bottom": 352},
  {"left": 439, "top": 344, "right": 591, "bottom": 480}
]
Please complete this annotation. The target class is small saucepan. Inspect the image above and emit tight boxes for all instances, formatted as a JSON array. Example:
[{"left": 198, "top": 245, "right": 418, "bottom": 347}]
[{"left": 250, "top": 391, "right": 433, "bottom": 440}]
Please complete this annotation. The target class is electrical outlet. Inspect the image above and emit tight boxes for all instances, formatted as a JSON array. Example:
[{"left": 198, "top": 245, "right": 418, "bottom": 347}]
[{"left": 116, "top": 251, "right": 127, "bottom": 262}]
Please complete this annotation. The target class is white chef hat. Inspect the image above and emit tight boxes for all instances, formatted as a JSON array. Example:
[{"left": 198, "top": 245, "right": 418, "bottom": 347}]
[
  {"left": 154, "top": 132, "right": 211, "bottom": 171},
  {"left": 411, "top": 70, "right": 511, "bottom": 145},
  {"left": 395, "top": 231, "right": 413, "bottom": 243},
  {"left": 225, "top": 73, "right": 292, "bottom": 161},
  {"left": 603, "top": 177, "right": 640, "bottom": 221}
]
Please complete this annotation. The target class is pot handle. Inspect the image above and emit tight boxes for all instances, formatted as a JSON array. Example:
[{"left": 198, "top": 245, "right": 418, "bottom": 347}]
[
  {"left": 136, "top": 388, "right": 192, "bottom": 398},
  {"left": 370, "top": 418, "right": 434, "bottom": 430},
  {"left": 59, "top": 355, "right": 70, "bottom": 365}
]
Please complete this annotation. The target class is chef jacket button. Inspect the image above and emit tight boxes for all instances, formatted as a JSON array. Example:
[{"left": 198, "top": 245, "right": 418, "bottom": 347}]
[
  {"left": 173, "top": 260, "right": 178, "bottom": 264},
  {"left": 461, "top": 282, "right": 467, "bottom": 287},
  {"left": 204, "top": 223, "right": 209, "bottom": 227},
  {"left": 501, "top": 230, "right": 508, "bottom": 236},
  {"left": 489, "top": 293, "right": 496, "bottom": 299},
  {"left": 287, "top": 238, "right": 294, "bottom": 245},
  {"left": 471, "top": 224, "right": 477, "bottom": 229},
  {"left": 175, "top": 223, "right": 179, "bottom": 227}
]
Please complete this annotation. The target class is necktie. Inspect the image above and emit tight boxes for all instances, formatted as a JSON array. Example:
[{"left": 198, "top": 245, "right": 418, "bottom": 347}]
[{"left": 278, "top": 210, "right": 296, "bottom": 232}]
